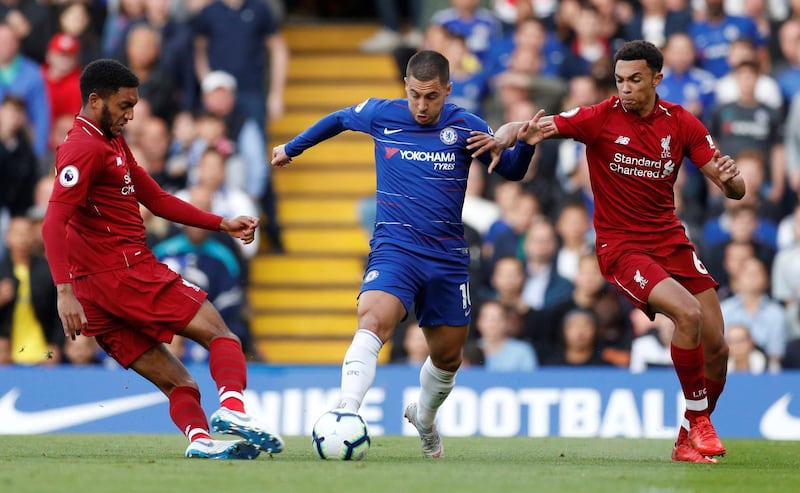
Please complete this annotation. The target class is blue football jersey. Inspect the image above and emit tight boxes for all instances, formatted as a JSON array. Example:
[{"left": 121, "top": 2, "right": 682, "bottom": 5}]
[{"left": 285, "top": 98, "right": 534, "bottom": 262}]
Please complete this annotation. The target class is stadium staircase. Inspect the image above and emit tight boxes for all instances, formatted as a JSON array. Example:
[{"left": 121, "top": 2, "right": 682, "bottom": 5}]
[{"left": 250, "top": 23, "right": 403, "bottom": 364}]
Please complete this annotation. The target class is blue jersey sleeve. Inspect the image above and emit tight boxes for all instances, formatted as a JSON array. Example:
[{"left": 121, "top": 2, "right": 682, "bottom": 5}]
[
  {"left": 474, "top": 140, "right": 536, "bottom": 181},
  {"left": 284, "top": 98, "right": 380, "bottom": 157}
]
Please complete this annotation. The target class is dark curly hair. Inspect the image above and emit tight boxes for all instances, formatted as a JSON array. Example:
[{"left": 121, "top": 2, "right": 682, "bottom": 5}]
[
  {"left": 613, "top": 40, "right": 664, "bottom": 74},
  {"left": 79, "top": 58, "right": 139, "bottom": 104}
]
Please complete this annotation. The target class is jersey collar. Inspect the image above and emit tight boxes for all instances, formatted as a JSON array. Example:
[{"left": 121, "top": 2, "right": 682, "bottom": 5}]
[{"left": 75, "top": 115, "right": 106, "bottom": 138}]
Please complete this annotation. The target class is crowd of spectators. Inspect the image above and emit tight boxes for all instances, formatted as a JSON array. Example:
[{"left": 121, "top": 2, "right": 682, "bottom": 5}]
[{"left": 2, "top": 0, "right": 800, "bottom": 373}]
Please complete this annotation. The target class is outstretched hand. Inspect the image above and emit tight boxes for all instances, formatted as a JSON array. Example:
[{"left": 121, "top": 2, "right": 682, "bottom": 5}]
[
  {"left": 220, "top": 216, "right": 260, "bottom": 244},
  {"left": 466, "top": 109, "right": 546, "bottom": 173}
]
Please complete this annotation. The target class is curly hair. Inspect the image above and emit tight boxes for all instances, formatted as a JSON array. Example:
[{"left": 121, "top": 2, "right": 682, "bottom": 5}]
[
  {"left": 613, "top": 40, "right": 664, "bottom": 74},
  {"left": 79, "top": 58, "right": 139, "bottom": 104}
]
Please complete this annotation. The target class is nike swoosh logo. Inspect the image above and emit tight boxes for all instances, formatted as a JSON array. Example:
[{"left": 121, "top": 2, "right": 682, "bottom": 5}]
[
  {"left": 383, "top": 128, "right": 403, "bottom": 135},
  {"left": 759, "top": 393, "right": 800, "bottom": 440},
  {"left": 0, "top": 388, "right": 167, "bottom": 434},
  {"left": 344, "top": 360, "right": 364, "bottom": 365}
]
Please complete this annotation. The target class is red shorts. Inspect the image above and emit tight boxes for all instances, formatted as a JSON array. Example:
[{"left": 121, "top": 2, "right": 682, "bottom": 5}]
[
  {"left": 596, "top": 242, "right": 717, "bottom": 320},
  {"left": 73, "top": 257, "right": 208, "bottom": 368}
]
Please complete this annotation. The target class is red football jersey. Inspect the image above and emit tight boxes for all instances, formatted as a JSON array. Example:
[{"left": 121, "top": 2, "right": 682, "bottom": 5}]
[
  {"left": 44, "top": 116, "right": 222, "bottom": 284},
  {"left": 552, "top": 96, "right": 717, "bottom": 249}
]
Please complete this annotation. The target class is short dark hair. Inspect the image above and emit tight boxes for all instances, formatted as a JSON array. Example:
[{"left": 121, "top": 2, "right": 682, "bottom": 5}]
[
  {"left": 406, "top": 50, "right": 449, "bottom": 85},
  {"left": 613, "top": 40, "right": 663, "bottom": 73},
  {"left": 79, "top": 58, "right": 139, "bottom": 104}
]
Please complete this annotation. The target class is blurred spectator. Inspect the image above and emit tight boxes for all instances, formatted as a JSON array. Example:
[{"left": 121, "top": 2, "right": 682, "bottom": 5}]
[
  {"left": 772, "top": 17, "right": 800, "bottom": 104},
  {"left": 475, "top": 300, "right": 537, "bottom": 371},
  {"left": 629, "top": 312, "right": 675, "bottom": 373},
  {"left": 176, "top": 147, "right": 261, "bottom": 261},
  {"left": 725, "top": 323, "right": 768, "bottom": 374},
  {"left": 622, "top": 0, "right": 691, "bottom": 48},
  {"left": 153, "top": 185, "right": 253, "bottom": 359},
  {"left": 136, "top": 115, "right": 183, "bottom": 191},
  {"left": 540, "top": 307, "right": 611, "bottom": 367},
  {"left": 0, "top": 0, "right": 55, "bottom": 64},
  {"left": 688, "top": 0, "right": 767, "bottom": 78},
  {"left": 359, "top": 0, "right": 423, "bottom": 53},
  {"left": 771, "top": 206, "right": 800, "bottom": 339},
  {"left": 0, "top": 216, "right": 62, "bottom": 365},
  {"left": 782, "top": 337, "right": 800, "bottom": 369},
  {"left": 0, "top": 22, "right": 49, "bottom": 158},
  {"left": 479, "top": 255, "right": 529, "bottom": 338},
  {"left": 193, "top": 0, "right": 288, "bottom": 128},
  {"left": 708, "top": 239, "right": 757, "bottom": 300},
  {"left": 721, "top": 256, "right": 787, "bottom": 371},
  {"left": 440, "top": 26, "right": 490, "bottom": 117},
  {"left": 58, "top": 2, "right": 102, "bottom": 69},
  {"left": 395, "top": 320, "right": 429, "bottom": 365},
  {"left": 553, "top": 200, "right": 592, "bottom": 282},
  {"left": 41, "top": 33, "right": 82, "bottom": 126},
  {"left": 198, "top": 70, "right": 282, "bottom": 251},
  {"left": 519, "top": 216, "right": 573, "bottom": 311},
  {"left": 462, "top": 161, "right": 500, "bottom": 238},
  {"left": 715, "top": 39, "right": 782, "bottom": 111},
  {"left": 558, "top": 1, "right": 613, "bottom": 81},
  {"left": 0, "top": 95, "right": 39, "bottom": 220},
  {"left": 103, "top": 0, "right": 146, "bottom": 58},
  {"left": 709, "top": 60, "right": 785, "bottom": 209},
  {"left": 429, "top": 0, "right": 503, "bottom": 67},
  {"left": 123, "top": 23, "right": 179, "bottom": 123},
  {"left": 118, "top": 0, "right": 197, "bottom": 111},
  {"left": 659, "top": 32, "right": 716, "bottom": 121},
  {"left": 536, "top": 251, "right": 630, "bottom": 367},
  {"left": 63, "top": 335, "right": 105, "bottom": 366},
  {"left": 485, "top": 187, "right": 537, "bottom": 268},
  {"left": 785, "top": 92, "right": 800, "bottom": 198}
]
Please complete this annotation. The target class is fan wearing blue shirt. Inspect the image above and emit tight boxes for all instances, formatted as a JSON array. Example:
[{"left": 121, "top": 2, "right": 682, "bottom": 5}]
[{"left": 271, "top": 50, "right": 542, "bottom": 459}]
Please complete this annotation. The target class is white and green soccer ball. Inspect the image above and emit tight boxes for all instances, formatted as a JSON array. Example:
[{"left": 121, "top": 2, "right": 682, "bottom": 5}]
[{"left": 311, "top": 410, "right": 371, "bottom": 461}]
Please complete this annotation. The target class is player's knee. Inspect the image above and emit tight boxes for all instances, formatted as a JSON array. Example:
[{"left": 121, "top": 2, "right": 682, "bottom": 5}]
[
  {"left": 672, "top": 300, "right": 703, "bottom": 331},
  {"left": 431, "top": 351, "right": 462, "bottom": 372},
  {"left": 704, "top": 338, "right": 729, "bottom": 369}
]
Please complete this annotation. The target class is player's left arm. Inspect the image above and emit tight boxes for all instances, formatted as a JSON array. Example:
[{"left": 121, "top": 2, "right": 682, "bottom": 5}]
[
  {"left": 132, "top": 166, "right": 259, "bottom": 243},
  {"left": 468, "top": 109, "right": 547, "bottom": 173},
  {"left": 699, "top": 150, "right": 746, "bottom": 200}
]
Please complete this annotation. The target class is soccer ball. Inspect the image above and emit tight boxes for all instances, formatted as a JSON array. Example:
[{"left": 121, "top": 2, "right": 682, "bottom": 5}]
[{"left": 311, "top": 410, "right": 371, "bottom": 461}]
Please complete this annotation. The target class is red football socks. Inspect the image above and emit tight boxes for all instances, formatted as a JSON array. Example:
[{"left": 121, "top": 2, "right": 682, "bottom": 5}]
[
  {"left": 671, "top": 343, "right": 708, "bottom": 420},
  {"left": 209, "top": 337, "right": 247, "bottom": 412},
  {"left": 169, "top": 385, "right": 211, "bottom": 441}
]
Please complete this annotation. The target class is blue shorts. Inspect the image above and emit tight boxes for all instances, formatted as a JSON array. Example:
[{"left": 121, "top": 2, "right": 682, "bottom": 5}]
[{"left": 359, "top": 243, "right": 471, "bottom": 327}]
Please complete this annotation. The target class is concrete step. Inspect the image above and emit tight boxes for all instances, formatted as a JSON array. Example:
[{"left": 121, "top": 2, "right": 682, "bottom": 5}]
[
  {"left": 250, "top": 287, "right": 359, "bottom": 311},
  {"left": 282, "top": 226, "right": 370, "bottom": 255},
  {"left": 273, "top": 167, "right": 375, "bottom": 195},
  {"left": 250, "top": 255, "right": 364, "bottom": 284}
]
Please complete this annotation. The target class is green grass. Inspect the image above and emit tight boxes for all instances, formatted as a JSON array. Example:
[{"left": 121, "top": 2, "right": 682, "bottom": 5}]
[{"left": 1, "top": 435, "right": 798, "bottom": 493}]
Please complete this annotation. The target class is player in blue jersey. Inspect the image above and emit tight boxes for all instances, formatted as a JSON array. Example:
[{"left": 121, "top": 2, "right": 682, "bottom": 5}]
[{"left": 271, "top": 50, "right": 542, "bottom": 458}]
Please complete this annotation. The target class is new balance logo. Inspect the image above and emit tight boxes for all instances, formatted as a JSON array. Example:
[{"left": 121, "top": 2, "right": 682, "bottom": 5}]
[{"left": 614, "top": 136, "right": 630, "bottom": 145}]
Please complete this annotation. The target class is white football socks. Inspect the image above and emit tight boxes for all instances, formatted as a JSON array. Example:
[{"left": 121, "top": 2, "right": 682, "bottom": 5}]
[
  {"left": 416, "top": 356, "right": 456, "bottom": 430},
  {"left": 338, "top": 329, "right": 383, "bottom": 412}
]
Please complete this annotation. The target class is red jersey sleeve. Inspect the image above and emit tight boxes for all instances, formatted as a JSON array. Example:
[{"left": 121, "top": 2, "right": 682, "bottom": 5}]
[
  {"left": 42, "top": 200, "right": 77, "bottom": 284},
  {"left": 131, "top": 165, "right": 223, "bottom": 230},
  {"left": 679, "top": 109, "right": 717, "bottom": 169},
  {"left": 552, "top": 98, "right": 615, "bottom": 145}
]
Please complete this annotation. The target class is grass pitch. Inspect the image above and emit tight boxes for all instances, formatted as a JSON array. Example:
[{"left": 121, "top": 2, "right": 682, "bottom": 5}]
[{"left": 1, "top": 435, "right": 798, "bottom": 493}]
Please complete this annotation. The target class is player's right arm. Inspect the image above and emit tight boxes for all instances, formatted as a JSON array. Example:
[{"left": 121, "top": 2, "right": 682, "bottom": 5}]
[
  {"left": 272, "top": 99, "right": 380, "bottom": 167},
  {"left": 42, "top": 201, "right": 87, "bottom": 340},
  {"left": 270, "top": 108, "right": 355, "bottom": 166}
]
